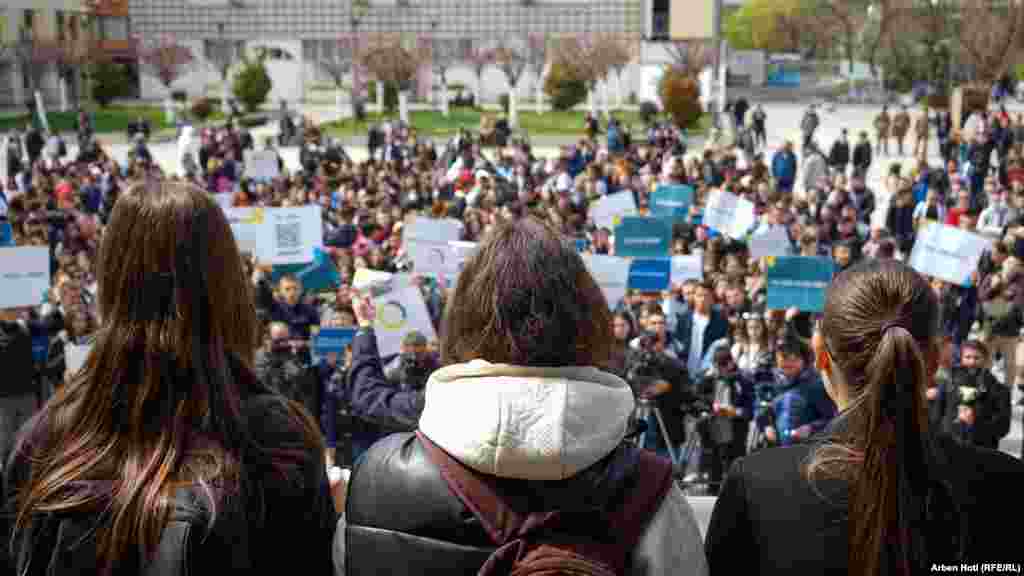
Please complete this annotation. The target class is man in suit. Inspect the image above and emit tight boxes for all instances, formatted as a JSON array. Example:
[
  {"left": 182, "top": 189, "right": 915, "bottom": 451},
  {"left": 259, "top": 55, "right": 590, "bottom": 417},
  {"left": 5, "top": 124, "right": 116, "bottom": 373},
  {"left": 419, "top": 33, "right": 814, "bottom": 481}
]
[{"left": 675, "top": 280, "right": 730, "bottom": 381}]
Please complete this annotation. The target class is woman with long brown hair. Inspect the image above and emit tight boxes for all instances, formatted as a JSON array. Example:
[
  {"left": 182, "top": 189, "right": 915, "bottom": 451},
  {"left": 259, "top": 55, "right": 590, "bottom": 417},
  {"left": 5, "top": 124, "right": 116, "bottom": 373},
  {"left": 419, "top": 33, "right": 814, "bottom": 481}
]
[
  {"left": 3, "top": 180, "right": 337, "bottom": 574},
  {"left": 705, "top": 259, "right": 1024, "bottom": 575}
]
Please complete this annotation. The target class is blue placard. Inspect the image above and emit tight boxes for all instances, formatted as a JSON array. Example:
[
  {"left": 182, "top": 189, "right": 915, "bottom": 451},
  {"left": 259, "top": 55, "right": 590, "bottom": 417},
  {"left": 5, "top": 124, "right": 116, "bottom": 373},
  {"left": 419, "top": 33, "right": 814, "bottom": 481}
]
[
  {"left": 628, "top": 259, "right": 671, "bottom": 292},
  {"left": 296, "top": 247, "right": 341, "bottom": 292},
  {"left": 575, "top": 238, "right": 590, "bottom": 253},
  {"left": 0, "top": 222, "right": 13, "bottom": 247},
  {"left": 650, "top": 184, "right": 694, "bottom": 219},
  {"left": 314, "top": 327, "right": 357, "bottom": 355},
  {"left": 765, "top": 256, "right": 835, "bottom": 312},
  {"left": 272, "top": 248, "right": 339, "bottom": 293},
  {"left": 614, "top": 217, "right": 671, "bottom": 258}
]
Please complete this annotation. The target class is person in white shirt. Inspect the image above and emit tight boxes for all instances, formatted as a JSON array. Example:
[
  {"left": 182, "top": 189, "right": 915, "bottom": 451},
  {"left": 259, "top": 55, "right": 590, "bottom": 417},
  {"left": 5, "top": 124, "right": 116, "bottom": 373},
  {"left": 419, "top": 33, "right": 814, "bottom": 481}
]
[{"left": 979, "top": 187, "right": 1018, "bottom": 238}]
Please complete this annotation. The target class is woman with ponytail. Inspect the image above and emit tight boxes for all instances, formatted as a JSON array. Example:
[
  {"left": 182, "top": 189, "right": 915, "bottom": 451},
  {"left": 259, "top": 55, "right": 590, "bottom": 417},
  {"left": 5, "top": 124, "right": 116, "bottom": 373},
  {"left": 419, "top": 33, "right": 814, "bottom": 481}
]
[{"left": 705, "top": 259, "right": 1024, "bottom": 575}]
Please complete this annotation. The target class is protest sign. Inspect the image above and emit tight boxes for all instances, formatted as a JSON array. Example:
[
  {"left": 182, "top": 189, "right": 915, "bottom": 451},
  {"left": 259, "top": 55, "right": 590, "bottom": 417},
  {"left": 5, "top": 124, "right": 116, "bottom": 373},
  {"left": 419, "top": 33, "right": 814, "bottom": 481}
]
[
  {"left": 671, "top": 255, "right": 703, "bottom": 284},
  {"left": 226, "top": 206, "right": 322, "bottom": 265},
  {"left": 0, "top": 247, "right": 50, "bottom": 309},
  {"left": 244, "top": 149, "right": 281, "bottom": 181},
  {"left": 908, "top": 222, "right": 990, "bottom": 287},
  {"left": 650, "top": 184, "right": 694, "bottom": 219},
  {"left": 582, "top": 254, "right": 631, "bottom": 309},
  {"left": 766, "top": 256, "right": 835, "bottom": 312},
  {"left": 749, "top": 226, "right": 792, "bottom": 260},
  {"left": 405, "top": 216, "right": 464, "bottom": 276},
  {"left": 614, "top": 217, "right": 671, "bottom": 258},
  {"left": 628, "top": 259, "right": 672, "bottom": 292},
  {"left": 589, "top": 191, "right": 637, "bottom": 231},
  {"left": 703, "top": 189, "right": 756, "bottom": 239},
  {"left": 0, "top": 222, "right": 14, "bottom": 247},
  {"left": 352, "top": 268, "right": 395, "bottom": 296},
  {"left": 372, "top": 285, "right": 438, "bottom": 358},
  {"left": 313, "top": 327, "right": 357, "bottom": 356},
  {"left": 294, "top": 247, "right": 341, "bottom": 292}
]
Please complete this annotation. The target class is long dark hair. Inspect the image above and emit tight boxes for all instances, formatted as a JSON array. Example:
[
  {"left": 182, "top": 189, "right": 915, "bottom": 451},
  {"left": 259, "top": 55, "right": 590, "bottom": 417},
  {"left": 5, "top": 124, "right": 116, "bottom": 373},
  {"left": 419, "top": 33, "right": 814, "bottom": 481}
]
[
  {"left": 12, "top": 180, "right": 322, "bottom": 574},
  {"left": 808, "top": 259, "right": 959, "bottom": 575},
  {"left": 441, "top": 217, "right": 613, "bottom": 368}
]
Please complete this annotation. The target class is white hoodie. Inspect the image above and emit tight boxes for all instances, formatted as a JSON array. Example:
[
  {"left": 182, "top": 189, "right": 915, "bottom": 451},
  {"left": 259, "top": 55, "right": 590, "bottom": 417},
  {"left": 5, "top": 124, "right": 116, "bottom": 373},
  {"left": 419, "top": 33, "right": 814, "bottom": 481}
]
[{"left": 333, "top": 360, "right": 708, "bottom": 576}]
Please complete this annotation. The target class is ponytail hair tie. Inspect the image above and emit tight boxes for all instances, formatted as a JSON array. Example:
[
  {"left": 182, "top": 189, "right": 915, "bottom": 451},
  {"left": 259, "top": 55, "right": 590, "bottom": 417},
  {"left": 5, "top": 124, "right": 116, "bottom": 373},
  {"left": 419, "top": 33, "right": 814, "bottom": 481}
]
[{"left": 881, "top": 319, "right": 906, "bottom": 335}]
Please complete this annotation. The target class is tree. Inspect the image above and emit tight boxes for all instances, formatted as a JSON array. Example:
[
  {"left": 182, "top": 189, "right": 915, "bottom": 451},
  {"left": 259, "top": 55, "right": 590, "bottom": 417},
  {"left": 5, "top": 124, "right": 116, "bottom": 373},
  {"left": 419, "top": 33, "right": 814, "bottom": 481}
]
[
  {"left": 492, "top": 35, "right": 528, "bottom": 128},
  {"left": 462, "top": 42, "right": 495, "bottom": 109},
  {"left": 358, "top": 34, "right": 427, "bottom": 123},
  {"left": 554, "top": 34, "right": 619, "bottom": 115},
  {"left": 429, "top": 37, "right": 460, "bottom": 117},
  {"left": 723, "top": 0, "right": 812, "bottom": 53},
  {"left": 135, "top": 34, "right": 196, "bottom": 122},
  {"left": 232, "top": 54, "right": 273, "bottom": 113},
  {"left": 311, "top": 35, "right": 368, "bottom": 119},
  {"left": 523, "top": 33, "right": 549, "bottom": 115},
  {"left": 664, "top": 41, "right": 716, "bottom": 76},
  {"left": 606, "top": 35, "right": 635, "bottom": 109},
  {"left": 807, "top": 0, "right": 871, "bottom": 76},
  {"left": 659, "top": 69, "right": 702, "bottom": 129},
  {"left": 26, "top": 37, "right": 98, "bottom": 112},
  {"left": 959, "top": 0, "right": 1024, "bottom": 86}
]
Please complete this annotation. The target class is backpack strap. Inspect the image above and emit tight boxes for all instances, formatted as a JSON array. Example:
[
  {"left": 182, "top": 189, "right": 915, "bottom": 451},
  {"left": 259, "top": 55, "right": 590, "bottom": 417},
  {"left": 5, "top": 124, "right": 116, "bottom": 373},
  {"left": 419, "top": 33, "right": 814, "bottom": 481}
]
[{"left": 415, "top": 431, "right": 674, "bottom": 574}]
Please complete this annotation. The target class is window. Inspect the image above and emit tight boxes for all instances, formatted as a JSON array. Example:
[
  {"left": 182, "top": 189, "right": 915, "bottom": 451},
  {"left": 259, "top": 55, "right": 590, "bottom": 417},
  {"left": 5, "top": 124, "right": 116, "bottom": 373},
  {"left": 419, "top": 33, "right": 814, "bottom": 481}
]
[{"left": 98, "top": 15, "right": 129, "bottom": 40}]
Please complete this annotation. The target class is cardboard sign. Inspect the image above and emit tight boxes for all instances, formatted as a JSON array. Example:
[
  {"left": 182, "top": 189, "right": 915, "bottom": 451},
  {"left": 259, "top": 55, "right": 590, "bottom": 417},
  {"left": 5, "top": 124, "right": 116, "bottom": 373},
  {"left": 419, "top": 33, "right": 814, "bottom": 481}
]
[
  {"left": 765, "top": 256, "right": 835, "bottom": 312},
  {"left": 614, "top": 217, "right": 671, "bottom": 258}
]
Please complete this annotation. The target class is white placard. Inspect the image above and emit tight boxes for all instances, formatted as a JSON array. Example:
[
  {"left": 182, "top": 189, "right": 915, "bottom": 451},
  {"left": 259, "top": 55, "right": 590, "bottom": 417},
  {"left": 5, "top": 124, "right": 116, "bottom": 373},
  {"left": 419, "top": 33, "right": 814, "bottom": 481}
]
[
  {"left": 582, "top": 254, "right": 631, "bottom": 309},
  {"left": 405, "top": 217, "right": 465, "bottom": 276},
  {"left": 589, "top": 191, "right": 638, "bottom": 231},
  {"left": 372, "top": 285, "right": 438, "bottom": 358},
  {"left": 749, "top": 226, "right": 792, "bottom": 260},
  {"left": 671, "top": 255, "right": 703, "bottom": 284},
  {"left": 224, "top": 206, "right": 322, "bottom": 265},
  {"left": 704, "top": 189, "right": 756, "bottom": 239},
  {"left": 65, "top": 343, "right": 92, "bottom": 375},
  {"left": 0, "top": 247, "right": 50, "bottom": 309},
  {"left": 244, "top": 149, "right": 281, "bottom": 181},
  {"left": 908, "top": 223, "right": 991, "bottom": 287}
]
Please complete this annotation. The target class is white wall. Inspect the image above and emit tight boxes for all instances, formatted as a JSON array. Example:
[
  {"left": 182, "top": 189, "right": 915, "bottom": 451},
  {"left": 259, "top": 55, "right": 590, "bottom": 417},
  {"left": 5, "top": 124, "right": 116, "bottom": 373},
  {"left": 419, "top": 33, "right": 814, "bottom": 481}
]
[{"left": 140, "top": 39, "right": 304, "bottom": 108}]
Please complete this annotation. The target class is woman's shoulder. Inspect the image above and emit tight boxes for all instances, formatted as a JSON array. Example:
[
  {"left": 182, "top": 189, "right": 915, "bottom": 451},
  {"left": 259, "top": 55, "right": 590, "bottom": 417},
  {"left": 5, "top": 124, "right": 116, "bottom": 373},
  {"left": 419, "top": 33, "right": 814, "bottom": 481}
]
[{"left": 933, "top": 433, "right": 1024, "bottom": 486}]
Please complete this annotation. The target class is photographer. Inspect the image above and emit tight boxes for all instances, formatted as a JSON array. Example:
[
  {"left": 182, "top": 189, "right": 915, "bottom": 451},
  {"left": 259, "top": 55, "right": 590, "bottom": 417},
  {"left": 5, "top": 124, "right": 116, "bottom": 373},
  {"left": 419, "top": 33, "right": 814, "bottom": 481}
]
[
  {"left": 384, "top": 331, "right": 439, "bottom": 392},
  {"left": 254, "top": 322, "right": 318, "bottom": 417},
  {"left": 624, "top": 309, "right": 689, "bottom": 458},
  {"left": 948, "top": 340, "right": 1011, "bottom": 449},
  {"left": 696, "top": 346, "right": 753, "bottom": 494}
]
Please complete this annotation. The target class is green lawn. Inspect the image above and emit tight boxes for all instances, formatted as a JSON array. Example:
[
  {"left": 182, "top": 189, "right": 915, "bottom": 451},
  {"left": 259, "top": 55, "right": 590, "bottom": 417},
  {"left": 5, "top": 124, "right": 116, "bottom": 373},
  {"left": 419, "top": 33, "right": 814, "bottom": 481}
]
[
  {"left": 323, "top": 108, "right": 679, "bottom": 138},
  {"left": 0, "top": 105, "right": 230, "bottom": 135}
]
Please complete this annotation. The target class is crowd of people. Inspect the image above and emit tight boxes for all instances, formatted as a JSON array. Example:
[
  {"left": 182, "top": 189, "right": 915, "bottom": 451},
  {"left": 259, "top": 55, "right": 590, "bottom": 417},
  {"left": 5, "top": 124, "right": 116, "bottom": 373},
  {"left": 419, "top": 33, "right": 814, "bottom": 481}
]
[{"left": 1, "top": 94, "right": 1024, "bottom": 573}]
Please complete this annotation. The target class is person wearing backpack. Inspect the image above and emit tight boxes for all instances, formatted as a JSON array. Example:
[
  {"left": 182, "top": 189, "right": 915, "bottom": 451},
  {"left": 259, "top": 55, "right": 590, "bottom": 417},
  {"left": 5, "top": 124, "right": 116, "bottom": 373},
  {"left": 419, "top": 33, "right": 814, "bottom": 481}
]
[
  {"left": 2, "top": 181, "right": 340, "bottom": 574},
  {"left": 335, "top": 217, "right": 708, "bottom": 576}
]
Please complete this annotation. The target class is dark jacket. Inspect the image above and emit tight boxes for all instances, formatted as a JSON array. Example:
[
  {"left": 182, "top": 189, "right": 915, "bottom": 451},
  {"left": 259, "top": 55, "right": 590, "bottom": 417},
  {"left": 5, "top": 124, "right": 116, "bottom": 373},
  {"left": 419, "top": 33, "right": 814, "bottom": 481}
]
[
  {"left": 946, "top": 367, "right": 1012, "bottom": 450},
  {"left": 827, "top": 139, "right": 849, "bottom": 169},
  {"left": 0, "top": 321, "right": 35, "bottom": 398},
  {"left": 674, "top": 308, "right": 730, "bottom": 370},
  {"left": 2, "top": 363, "right": 337, "bottom": 574},
  {"left": 347, "top": 329, "right": 424, "bottom": 433},
  {"left": 344, "top": 433, "right": 676, "bottom": 576},
  {"left": 762, "top": 368, "right": 836, "bottom": 445},
  {"left": 256, "top": 279, "right": 321, "bottom": 340},
  {"left": 705, "top": 432, "right": 1024, "bottom": 575}
]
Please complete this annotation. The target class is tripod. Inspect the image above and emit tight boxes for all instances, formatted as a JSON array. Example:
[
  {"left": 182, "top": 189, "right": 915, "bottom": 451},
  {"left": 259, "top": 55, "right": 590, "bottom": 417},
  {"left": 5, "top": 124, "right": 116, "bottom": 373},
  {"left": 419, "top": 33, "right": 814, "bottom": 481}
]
[{"left": 632, "top": 398, "right": 681, "bottom": 471}]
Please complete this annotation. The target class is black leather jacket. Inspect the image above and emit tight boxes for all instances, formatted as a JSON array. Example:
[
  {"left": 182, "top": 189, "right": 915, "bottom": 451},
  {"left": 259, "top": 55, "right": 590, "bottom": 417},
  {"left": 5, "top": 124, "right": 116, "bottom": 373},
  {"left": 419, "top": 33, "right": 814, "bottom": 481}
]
[{"left": 344, "top": 432, "right": 666, "bottom": 576}]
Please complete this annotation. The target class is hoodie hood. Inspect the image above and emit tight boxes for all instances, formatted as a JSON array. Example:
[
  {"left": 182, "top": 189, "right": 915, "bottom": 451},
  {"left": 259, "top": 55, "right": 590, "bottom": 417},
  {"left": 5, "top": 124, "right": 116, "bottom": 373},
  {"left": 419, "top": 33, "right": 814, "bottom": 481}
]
[{"left": 417, "top": 360, "right": 635, "bottom": 481}]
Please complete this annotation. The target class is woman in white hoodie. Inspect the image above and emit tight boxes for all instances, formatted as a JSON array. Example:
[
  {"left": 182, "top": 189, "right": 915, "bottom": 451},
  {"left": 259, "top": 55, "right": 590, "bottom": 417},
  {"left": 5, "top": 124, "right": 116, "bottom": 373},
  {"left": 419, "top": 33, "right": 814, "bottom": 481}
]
[{"left": 334, "top": 217, "right": 707, "bottom": 576}]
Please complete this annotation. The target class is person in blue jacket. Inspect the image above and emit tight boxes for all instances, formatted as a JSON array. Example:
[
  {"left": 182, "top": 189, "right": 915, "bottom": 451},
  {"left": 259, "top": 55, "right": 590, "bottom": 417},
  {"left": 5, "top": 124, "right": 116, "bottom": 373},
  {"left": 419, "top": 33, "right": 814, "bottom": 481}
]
[
  {"left": 759, "top": 335, "right": 836, "bottom": 446},
  {"left": 771, "top": 140, "right": 798, "bottom": 193}
]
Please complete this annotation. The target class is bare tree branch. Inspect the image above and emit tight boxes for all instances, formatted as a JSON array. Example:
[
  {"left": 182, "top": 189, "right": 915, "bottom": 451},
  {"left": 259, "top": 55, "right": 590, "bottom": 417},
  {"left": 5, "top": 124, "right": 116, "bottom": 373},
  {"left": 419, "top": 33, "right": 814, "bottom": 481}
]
[
  {"left": 959, "top": 0, "right": 1024, "bottom": 84},
  {"left": 135, "top": 34, "right": 195, "bottom": 89}
]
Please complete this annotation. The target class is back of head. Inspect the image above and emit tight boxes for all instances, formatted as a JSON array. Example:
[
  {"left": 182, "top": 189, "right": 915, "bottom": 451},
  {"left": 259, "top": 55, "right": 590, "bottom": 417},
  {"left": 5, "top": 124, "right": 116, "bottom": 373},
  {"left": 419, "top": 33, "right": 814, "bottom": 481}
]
[
  {"left": 812, "top": 259, "right": 956, "bottom": 575},
  {"left": 15, "top": 179, "right": 265, "bottom": 574},
  {"left": 441, "top": 217, "right": 612, "bottom": 368}
]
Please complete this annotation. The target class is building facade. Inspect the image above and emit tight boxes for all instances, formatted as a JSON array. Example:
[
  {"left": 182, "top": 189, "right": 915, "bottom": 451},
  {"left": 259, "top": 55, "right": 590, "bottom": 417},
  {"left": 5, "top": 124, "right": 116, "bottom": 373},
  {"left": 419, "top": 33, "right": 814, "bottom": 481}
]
[
  {"left": 126, "top": 0, "right": 722, "bottom": 106},
  {"left": 0, "top": 1, "right": 90, "bottom": 110}
]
